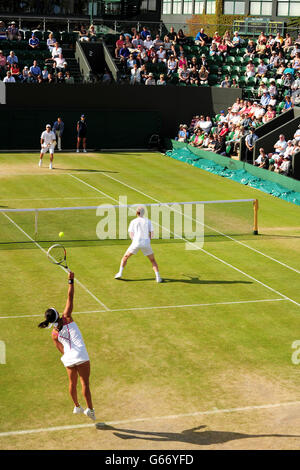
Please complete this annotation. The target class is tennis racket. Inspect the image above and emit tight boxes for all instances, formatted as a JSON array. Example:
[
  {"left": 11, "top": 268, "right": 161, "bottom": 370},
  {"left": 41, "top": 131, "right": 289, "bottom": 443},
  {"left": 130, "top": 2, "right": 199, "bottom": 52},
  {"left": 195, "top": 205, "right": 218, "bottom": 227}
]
[{"left": 47, "top": 243, "right": 70, "bottom": 272}]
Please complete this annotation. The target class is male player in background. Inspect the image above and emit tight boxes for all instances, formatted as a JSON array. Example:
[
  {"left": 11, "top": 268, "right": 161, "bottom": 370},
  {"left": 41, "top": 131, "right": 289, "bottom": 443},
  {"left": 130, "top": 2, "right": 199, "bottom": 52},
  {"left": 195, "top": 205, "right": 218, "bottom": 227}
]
[
  {"left": 52, "top": 117, "right": 64, "bottom": 151},
  {"left": 39, "top": 124, "right": 56, "bottom": 170},
  {"left": 115, "top": 206, "right": 163, "bottom": 283}
]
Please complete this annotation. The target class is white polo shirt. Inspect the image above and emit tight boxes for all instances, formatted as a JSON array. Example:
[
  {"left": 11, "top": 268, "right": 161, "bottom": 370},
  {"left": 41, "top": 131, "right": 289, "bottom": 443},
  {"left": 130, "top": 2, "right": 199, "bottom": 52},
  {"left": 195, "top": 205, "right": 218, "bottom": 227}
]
[
  {"left": 41, "top": 130, "right": 56, "bottom": 146},
  {"left": 128, "top": 217, "right": 153, "bottom": 246}
]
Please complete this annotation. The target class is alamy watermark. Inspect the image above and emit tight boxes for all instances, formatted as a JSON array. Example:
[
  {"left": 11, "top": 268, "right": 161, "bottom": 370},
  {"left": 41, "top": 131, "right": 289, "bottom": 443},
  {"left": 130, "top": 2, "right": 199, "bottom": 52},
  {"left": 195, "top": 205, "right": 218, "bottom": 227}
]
[
  {"left": 291, "top": 340, "right": 300, "bottom": 365},
  {"left": 95, "top": 196, "right": 204, "bottom": 250},
  {"left": 0, "top": 340, "right": 6, "bottom": 364}
]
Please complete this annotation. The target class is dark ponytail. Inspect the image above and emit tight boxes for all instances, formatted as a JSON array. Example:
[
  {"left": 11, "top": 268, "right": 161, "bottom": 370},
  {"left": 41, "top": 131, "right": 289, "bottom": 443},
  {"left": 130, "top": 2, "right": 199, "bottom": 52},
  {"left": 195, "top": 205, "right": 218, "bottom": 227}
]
[
  {"left": 38, "top": 319, "right": 50, "bottom": 328},
  {"left": 38, "top": 308, "right": 59, "bottom": 329}
]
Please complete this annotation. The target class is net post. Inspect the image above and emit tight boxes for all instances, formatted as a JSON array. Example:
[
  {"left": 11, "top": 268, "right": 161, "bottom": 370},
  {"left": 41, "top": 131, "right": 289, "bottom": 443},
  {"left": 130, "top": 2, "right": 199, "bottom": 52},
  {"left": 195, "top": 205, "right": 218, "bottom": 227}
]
[
  {"left": 34, "top": 209, "right": 38, "bottom": 240},
  {"left": 253, "top": 199, "right": 258, "bottom": 235}
]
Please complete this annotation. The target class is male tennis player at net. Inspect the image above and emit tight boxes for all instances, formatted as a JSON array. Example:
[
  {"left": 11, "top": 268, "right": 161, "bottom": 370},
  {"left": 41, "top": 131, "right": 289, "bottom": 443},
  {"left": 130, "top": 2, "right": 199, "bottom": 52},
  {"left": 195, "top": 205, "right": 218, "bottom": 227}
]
[
  {"left": 38, "top": 271, "right": 96, "bottom": 421},
  {"left": 115, "top": 206, "right": 163, "bottom": 283}
]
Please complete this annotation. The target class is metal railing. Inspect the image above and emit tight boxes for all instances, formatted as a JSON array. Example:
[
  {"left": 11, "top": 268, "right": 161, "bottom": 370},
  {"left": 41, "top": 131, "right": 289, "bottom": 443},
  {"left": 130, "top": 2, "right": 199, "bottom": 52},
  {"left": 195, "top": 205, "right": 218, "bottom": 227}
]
[
  {"left": 0, "top": 14, "right": 299, "bottom": 40},
  {"left": 75, "top": 40, "right": 92, "bottom": 83}
]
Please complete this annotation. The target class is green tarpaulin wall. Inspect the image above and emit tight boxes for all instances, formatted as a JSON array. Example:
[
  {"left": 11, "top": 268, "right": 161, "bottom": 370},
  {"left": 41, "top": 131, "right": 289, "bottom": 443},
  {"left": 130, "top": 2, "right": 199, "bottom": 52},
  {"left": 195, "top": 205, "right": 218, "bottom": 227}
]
[{"left": 166, "top": 140, "right": 300, "bottom": 206}]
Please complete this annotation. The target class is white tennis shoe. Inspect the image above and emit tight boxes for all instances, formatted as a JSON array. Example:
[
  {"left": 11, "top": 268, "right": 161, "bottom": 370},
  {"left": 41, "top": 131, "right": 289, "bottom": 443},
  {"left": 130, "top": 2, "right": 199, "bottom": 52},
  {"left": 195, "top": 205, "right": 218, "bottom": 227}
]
[
  {"left": 156, "top": 277, "right": 163, "bottom": 283},
  {"left": 83, "top": 149, "right": 87, "bottom": 153},
  {"left": 84, "top": 408, "right": 96, "bottom": 421},
  {"left": 76, "top": 149, "right": 80, "bottom": 153},
  {"left": 73, "top": 405, "right": 84, "bottom": 415},
  {"left": 114, "top": 272, "right": 122, "bottom": 279},
  {"left": 38, "top": 159, "right": 42, "bottom": 167}
]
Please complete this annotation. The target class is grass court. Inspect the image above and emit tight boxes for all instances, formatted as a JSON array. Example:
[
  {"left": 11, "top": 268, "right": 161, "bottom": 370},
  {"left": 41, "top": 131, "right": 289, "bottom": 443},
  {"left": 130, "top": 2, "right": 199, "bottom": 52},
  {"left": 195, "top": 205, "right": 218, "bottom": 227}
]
[{"left": 1, "top": 151, "right": 300, "bottom": 450}]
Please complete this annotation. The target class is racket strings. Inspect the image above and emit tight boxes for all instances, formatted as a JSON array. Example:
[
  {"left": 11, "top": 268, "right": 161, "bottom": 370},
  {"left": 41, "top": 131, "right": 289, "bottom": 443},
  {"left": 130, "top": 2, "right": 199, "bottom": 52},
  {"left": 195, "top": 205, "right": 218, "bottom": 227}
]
[{"left": 48, "top": 245, "right": 66, "bottom": 265}]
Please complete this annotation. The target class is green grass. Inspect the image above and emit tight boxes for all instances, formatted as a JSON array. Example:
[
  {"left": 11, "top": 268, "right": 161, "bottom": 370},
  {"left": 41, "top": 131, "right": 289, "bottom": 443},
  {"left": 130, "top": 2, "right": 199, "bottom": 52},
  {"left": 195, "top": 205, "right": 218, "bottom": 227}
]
[{"left": 0, "top": 151, "right": 300, "bottom": 448}]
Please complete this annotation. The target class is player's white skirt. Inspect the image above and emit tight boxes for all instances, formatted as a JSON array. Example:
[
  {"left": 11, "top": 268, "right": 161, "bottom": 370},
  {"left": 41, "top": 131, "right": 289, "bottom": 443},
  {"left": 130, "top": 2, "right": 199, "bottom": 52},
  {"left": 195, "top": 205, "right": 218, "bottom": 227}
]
[{"left": 126, "top": 241, "right": 153, "bottom": 256}]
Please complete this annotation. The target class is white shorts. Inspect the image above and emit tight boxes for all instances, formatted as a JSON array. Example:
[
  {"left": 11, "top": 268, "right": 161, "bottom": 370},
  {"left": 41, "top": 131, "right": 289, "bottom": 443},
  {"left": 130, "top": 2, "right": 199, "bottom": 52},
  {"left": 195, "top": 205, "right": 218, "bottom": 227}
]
[
  {"left": 41, "top": 145, "right": 55, "bottom": 154},
  {"left": 127, "top": 242, "right": 153, "bottom": 256}
]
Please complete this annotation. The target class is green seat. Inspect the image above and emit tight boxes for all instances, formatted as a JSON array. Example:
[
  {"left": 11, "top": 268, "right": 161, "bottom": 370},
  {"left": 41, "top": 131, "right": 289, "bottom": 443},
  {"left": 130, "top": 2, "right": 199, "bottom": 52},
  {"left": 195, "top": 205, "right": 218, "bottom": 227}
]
[
  {"left": 276, "top": 78, "right": 284, "bottom": 89},
  {"left": 225, "top": 56, "right": 235, "bottom": 65},
  {"left": 221, "top": 65, "right": 231, "bottom": 74},
  {"left": 24, "top": 30, "right": 32, "bottom": 40},
  {"left": 239, "top": 48, "right": 247, "bottom": 56},
  {"left": 169, "top": 73, "right": 179, "bottom": 85},
  {"left": 213, "top": 55, "right": 223, "bottom": 65},
  {"left": 276, "top": 101, "right": 285, "bottom": 113},
  {"left": 229, "top": 48, "right": 238, "bottom": 56},
  {"left": 208, "top": 74, "right": 219, "bottom": 85},
  {"left": 226, "top": 131, "right": 235, "bottom": 141},
  {"left": 244, "top": 87, "right": 255, "bottom": 99},
  {"left": 190, "top": 46, "right": 199, "bottom": 55},
  {"left": 209, "top": 64, "right": 219, "bottom": 74},
  {"left": 231, "top": 65, "right": 240, "bottom": 74},
  {"left": 200, "top": 46, "right": 209, "bottom": 55},
  {"left": 246, "top": 76, "right": 257, "bottom": 86},
  {"left": 33, "top": 31, "right": 43, "bottom": 40},
  {"left": 238, "top": 76, "right": 247, "bottom": 87},
  {"left": 235, "top": 56, "right": 244, "bottom": 65}
]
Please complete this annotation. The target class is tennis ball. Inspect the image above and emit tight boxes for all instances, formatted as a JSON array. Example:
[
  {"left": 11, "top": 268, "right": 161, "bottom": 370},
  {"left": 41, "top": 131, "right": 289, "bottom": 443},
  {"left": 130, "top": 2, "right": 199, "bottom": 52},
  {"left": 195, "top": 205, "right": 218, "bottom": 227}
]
[{"left": 59, "top": 232, "right": 64, "bottom": 238}]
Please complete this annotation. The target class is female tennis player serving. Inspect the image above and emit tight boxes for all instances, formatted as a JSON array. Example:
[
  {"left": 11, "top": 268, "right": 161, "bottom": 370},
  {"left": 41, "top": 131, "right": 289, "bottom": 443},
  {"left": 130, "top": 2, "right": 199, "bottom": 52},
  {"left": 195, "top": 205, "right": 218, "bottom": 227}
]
[{"left": 38, "top": 271, "right": 96, "bottom": 421}]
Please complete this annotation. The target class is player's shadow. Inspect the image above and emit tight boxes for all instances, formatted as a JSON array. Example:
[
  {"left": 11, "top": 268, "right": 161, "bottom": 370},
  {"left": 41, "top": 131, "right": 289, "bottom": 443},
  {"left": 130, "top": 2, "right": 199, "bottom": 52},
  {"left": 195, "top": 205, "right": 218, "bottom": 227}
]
[
  {"left": 53, "top": 168, "right": 119, "bottom": 173},
  {"left": 121, "top": 276, "right": 252, "bottom": 285},
  {"left": 96, "top": 423, "right": 300, "bottom": 446}
]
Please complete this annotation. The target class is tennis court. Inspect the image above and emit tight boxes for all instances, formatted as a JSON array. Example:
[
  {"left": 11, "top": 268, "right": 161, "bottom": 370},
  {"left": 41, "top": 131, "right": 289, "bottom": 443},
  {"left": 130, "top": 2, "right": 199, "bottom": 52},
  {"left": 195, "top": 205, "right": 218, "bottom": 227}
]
[{"left": 1, "top": 151, "right": 300, "bottom": 450}]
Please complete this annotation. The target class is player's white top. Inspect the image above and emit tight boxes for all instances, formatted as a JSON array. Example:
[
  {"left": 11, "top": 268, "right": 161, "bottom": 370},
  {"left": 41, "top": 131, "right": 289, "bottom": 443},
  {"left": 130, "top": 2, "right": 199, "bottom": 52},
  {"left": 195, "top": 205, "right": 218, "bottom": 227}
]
[
  {"left": 57, "top": 320, "right": 89, "bottom": 367},
  {"left": 41, "top": 130, "right": 56, "bottom": 146},
  {"left": 128, "top": 217, "right": 153, "bottom": 246}
]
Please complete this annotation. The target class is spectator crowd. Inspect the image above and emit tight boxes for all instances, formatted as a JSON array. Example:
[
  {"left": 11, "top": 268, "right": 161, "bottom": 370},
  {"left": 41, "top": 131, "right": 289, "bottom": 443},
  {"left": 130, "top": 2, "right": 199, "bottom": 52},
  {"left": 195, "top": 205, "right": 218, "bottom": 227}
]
[
  {"left": 0, "top": 20, "right": 76, "bottom": 84},
  {"left": 113, "top": 25, "right": 299, "bottom": 105},
  {"left": 175, "top": 96, "right": 300, "bottom": 177}
]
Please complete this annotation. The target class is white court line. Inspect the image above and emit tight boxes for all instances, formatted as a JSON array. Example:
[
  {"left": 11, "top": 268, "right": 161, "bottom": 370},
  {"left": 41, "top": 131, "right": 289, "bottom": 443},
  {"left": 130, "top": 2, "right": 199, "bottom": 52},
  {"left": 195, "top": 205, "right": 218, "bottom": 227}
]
[
  {"left": 0, "top": 298, "right": 287, "bottom": 320},
  {"left": 1, "top": 400, "right": 300, "bottom": 438},
  {"left": 68, "top": 174, "right": 300, "bottom": 308},
  {"left": 1, "top": 212, "right": 110, "bottom": 312},
  {"left": 0, "top": 196, "right": 108, "bottom": 201},
  {"left": 68, "top": 174, "right": 117, "bottom": 202},
  {"left": 102, "top": 171, "right": 300, "bottom": 275}
]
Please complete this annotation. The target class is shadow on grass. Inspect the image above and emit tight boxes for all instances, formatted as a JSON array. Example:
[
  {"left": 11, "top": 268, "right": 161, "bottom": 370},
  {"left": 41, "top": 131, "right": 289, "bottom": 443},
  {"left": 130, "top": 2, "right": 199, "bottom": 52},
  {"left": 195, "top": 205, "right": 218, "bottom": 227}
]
[
  {"left": 53, "top": 168, "right": 119, "bottom": 173},
  {"left": 96, "top": 424, "right": 300, "bottom": 445},
  {"left": 119, "top": 276, "right": 252, "bottom": 285}
]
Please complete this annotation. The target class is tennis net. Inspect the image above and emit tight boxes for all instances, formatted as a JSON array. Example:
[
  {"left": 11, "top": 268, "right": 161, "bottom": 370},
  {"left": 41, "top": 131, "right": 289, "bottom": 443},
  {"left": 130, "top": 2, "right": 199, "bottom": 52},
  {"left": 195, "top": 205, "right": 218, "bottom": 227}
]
[{"left": 0, "top": 199, "right": 258, "bottom": 247}]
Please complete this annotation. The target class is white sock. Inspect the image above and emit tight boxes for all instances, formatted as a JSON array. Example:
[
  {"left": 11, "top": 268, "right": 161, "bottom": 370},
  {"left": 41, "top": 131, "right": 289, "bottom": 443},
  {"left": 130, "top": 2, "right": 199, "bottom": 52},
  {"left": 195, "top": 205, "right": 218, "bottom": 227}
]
[
  {"left": 155, "top": 271, "right": 160, "bottom": 279},
  {"left": 119, "top": 266, "right": 124, "bottom": 274}
]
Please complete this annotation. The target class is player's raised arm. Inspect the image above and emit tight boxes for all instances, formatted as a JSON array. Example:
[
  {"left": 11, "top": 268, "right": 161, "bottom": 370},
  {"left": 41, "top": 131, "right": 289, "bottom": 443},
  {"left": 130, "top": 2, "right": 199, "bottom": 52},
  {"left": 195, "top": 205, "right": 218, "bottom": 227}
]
[{"left": 62, "top": 271, "right": 74, "bottom": 318}]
